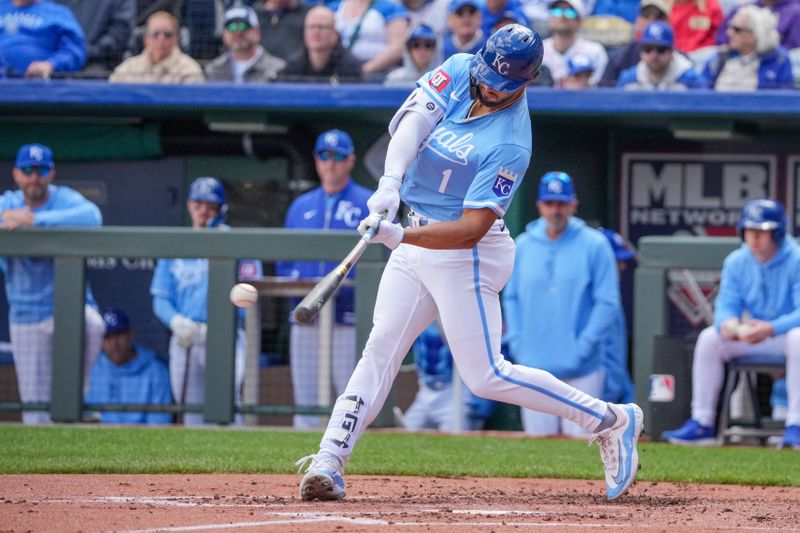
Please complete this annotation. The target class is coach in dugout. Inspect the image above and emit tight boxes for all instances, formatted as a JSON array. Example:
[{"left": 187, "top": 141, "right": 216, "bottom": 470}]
[{"left": 0, "top": 143, "right": 104, "bottom": 424}]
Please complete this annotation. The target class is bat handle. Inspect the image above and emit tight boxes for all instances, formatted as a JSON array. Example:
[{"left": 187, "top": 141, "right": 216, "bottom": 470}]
[{"left": 360, "top": 210, "right": 388, "bottom": 243}]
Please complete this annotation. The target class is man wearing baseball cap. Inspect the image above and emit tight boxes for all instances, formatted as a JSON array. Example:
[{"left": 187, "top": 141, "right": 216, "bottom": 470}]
[
  {"left": 205, "top": 5, "right": 286, "bottom": 83},
  {"left": 443, "top": 0, "right": 485, "bottom": 59},
  {"left": 385, "top": 24, "right": 441, "bottom": 86},
  {"left": 542, "top": 0, "right": 608, "bottom": 85},
  {"left": 84, "top": 308, "right": 173, "bottom": 425},
  {"left": 503, "top": 171, "right": 621, "bottom": 437},
  {"left": 561, "top": 52, "right": 594, "bottom": 89},
  {"left": 617, "top": 21, "right": 704, "bottom": 90},
  {"left": 0, "top": 143, "right": 104, "bottom": 424},
  {"left": 276, "top": 129, "right": 372, "bottom": 429}
]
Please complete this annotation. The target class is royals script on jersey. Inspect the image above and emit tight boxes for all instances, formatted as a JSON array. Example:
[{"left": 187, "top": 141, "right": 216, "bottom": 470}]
[{"left": 402, "top": 53, "right": 532, "bottom": 221}]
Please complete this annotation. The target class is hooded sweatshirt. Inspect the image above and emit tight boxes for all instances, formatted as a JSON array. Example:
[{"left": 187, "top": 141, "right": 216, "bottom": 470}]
[
  {"left": 502, "top": 217, "right": 620, "bottom": 379},
  {"left": 617, "top": 52, "right": 706, "bottom": 90},
  {"left": 383, "top": 36, "right": 443, "bottom": 87}
]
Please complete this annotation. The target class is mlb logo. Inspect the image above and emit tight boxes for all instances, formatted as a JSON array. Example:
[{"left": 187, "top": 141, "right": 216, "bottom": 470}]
[
  {"left": 492, "top": 168, "right": 517, "bottom": 198},
  {"left": 429, "top": 69, "right": 451, "bottom": 93},
  {"left": 649, "top": 374, "right": 675, "bottom": 402}
]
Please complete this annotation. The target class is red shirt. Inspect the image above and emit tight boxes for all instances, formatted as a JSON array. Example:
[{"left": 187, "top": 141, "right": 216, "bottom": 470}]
[{"left": 670, "top": 0, "right": 724, "bottom": 52}]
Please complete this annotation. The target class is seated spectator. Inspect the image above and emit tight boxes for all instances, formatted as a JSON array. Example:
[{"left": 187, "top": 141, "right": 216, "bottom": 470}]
[
  {"left": 560, "top": 52, "right": 594, "bottom": 88},
  {"left": 278, "top": 5, "right": 362, "bottom": 83},
  {"left": 717, "top": 0, "right": 800, "bottom": 52},
  {"left": 599, "top": 0, "right": 671, "bottom": 87},
  {"left": 335, "top": 0, "right": 410, "bottom": 78},
  {"left": 670, "top": 0, "right": 724, "bottom": 53},
  {"left": 402, "top": 0, "right": 450, "bottom": 37},
  {"left": 701, "top": 5, "right": 793, "bottom": 90},
  {"left": 618, "top": 21, "right": 705, "bottom": 90},
  {"left": 481, "top": 0, "right": 528, "bottom": 37},
  {"left": 491, "top": 8, "right": 527, "bottom": 32},
  {"left": 205, "top": 5, "right": 285, "bottom": 83},
  {"left": 54, "top": 0, "right": 135, "bottom": 76},
  {"left": 180, "top": 0, "right": 261, "bottom": 61},
  {"left": 519, "top": 0, "right": 553, "bottom": 36},
  {"left": 442, "top": 0, "right": 486, "bottom": 59},
  {"left": 0, "top": 0, "right": 87, "bottom": 78},
  {"left": 590, "top": 0, "right": 641, "bottom": 24},
  {"left": 84, "top": 308, "right": 173, "bottom": 425},
  {"left": 109, "top": 11, "right": 205, "bottom": 84},
  {"left": 255, "top": 0, "right": 310, "bottom": 62},
  {"left": 384, "top": 24, "right": 440, "bottom": 86},
  {"left": 542, "top": 0, "right": 608, "bottom": 85}
]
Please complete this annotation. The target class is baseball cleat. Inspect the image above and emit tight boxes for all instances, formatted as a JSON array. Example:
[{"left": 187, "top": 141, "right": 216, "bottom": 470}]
[
  {"left": 295, "top": 452, "right": 346, "bottom": 501},
  {"left": 661, "top": 419, "right": 717, "bottom": 446},
  {"left": 780, "top": 425, "right": 800, "bottom": 450},
  {"left": 589, "top": 403, "right": 644, "bottom": 500}
]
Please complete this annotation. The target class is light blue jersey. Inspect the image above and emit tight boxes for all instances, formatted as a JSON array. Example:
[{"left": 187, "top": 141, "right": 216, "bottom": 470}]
[
  {"left": 0, "top": 185, "right": 102, "bottom": 323},
  {"left": 404, "top": 54, "right": 532, "bottom": 221}
]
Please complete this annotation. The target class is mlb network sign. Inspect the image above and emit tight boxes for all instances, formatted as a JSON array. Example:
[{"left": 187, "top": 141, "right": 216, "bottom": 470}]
[{"left": 620, "top": 153, "right": 777, "bottom": 243}]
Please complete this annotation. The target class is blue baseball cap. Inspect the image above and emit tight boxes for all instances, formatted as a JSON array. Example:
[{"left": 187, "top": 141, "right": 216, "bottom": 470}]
[
  {"left": 639, "top": 21, "right": 673, "bottom": 47},
  {"left": 567, "top": 53, "right": 594, "bottom": 76},
  {"left": 599, "top": 228, "right": 636, "bottom": 261},
  {"left": 449, "top": 0, "right": 482, "bottom": 13},
  {"left": 15, "top": 143, "right": 54, "bottom": 169},
  {"left": 103, "top": 308, "right": 131, "bottom": 335},
  {"left": 407, "top": 23, "right": 437, "bottom": 43},
  {"left": 538, "top": 171, "right": 576, "bottom": 202},
  {"left": 314, "top": 129, "right": 354, "bottom": 157}
]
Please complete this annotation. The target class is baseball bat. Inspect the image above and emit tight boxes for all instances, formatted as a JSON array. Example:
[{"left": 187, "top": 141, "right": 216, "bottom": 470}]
[{"left": 292, "top": 213, "right": 386, "bottom": 324}]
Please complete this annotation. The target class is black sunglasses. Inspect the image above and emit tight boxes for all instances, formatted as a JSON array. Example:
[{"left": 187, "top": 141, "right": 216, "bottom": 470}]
[
  {"left": 317, "top": 151, "right": 348, "bottom": 162},
  {"left": 641, "top": 45, "right": 670, "bottom": 55},
  {"left": 409, "top": 40, "right": 435, "bottom": 49},
  {"left": 20, "top": 166, "right": 50, "bottom": 177},
  {"left": 455, "top": 5, "right": 478, "bottom": 16}
]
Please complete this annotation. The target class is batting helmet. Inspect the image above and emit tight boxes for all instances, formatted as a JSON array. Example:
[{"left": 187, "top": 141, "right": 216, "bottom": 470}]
[
  {"left": 188, "top": 177, "right": 228, "bottom": 227},
  {"left": 538, "top": 171, "right": 576, "bottom": 202},
  {"left": 737, "top": 198, "right": 786, "bottom": 244},
  {"left": 469, "top": 23, "right": 543, "bottom": 92}
]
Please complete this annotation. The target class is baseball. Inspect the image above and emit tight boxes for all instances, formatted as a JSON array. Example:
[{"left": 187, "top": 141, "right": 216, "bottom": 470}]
[
  {"left": 229, "top": 283, "right": 258, "bottom": 308},
  {"left": 737, "top": 322, "right": 754, "bottom": 338}
]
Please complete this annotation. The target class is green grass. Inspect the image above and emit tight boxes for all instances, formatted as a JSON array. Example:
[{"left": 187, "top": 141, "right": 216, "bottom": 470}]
[{"left": 1, "top": 425, "right": 797, "bottom": 486}]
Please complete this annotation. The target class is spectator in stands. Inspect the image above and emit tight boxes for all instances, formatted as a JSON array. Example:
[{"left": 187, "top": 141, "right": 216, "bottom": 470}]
[
  {"left": 0, "top": 143, "right": 104, "bottom": 425},
  {"left": 502, "top": 172, "right": 620, "bottom": 437},
  {"left": 618, "top": 22, "right": 705, "bottom": 90},
  {"left": 670, "top": 0, "right": 724, "bottom": 53},
  {"left": 701, "top": 5, "right": 793, "bottom": 90},
  {"left": 334, "top": 0, "right": 410, "bottom": 78},
  {"left": 560, "top": 52, "right": 594, "bottom": 88},
  {"left": 275, "top": 130, "right": 371, "bottom": 429},
  {"left": 481, "top": 0, "right": 528, "bottom": 37},
  {"left": 384, "top": 24, "right": 440, "bottom": 86},
  {"left": 590, "top": 0, "right": 641, "bottom": 24},
  {"left": 662, "top": 198, "right": 800, "bottom": 450},
  {"left": 180, "top": 0, "right": 261, "bottom": 61},
  {"left": 599, "top": 0, "right": 671, "bottom": 87},
  {"left": 278, "top": 5, "right": 363, "bottom": 83},
  {"left": 205, "top": 5, "right": 285, "bottom": 83},
  {"left": 109, "top": 11, "right": 204, "bottom": 83},
  {"left": 0, "top": 52, "right": 6, "bottom": 78},
  {"left": 84, "top": 308, "right": 173, "bottom": 425},
  {"left": 491, "top": 8, "right": 527, "bottom": 31},
  {"left": 542, "top": 0, "right": 608, "bottom": 86},
  {"left": 402, "top": 0, "right": 450, "bottom": 37},
  {"left": 255, "top": 0, "right": 309, "bottom": 62},
  {"left": 54, "top": 0, "right": 135, "bottom": 76},
  {"left": 717, "top": 0, "right": 800, "bottom": 52},
  {"left": 0, "top": 0, "right": 87, "bottom": 78},
  {"left": 442, "top": 0, "right": 486, "bottom": 59}
]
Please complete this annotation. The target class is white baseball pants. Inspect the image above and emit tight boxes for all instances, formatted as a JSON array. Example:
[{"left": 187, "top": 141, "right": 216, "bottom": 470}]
[
  {"left": 691, "top": 325, "right": 800, "bottom": 427},
  {"left": 521, "top": 367, "right": 605, "bottom": 437}
]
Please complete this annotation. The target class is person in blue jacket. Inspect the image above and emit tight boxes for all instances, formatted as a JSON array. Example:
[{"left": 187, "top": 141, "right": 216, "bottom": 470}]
[
  {"left": 0, "top": 0, "right": 87, "bottom": 78},
  {"left": 663, "top": 199, "right": 800, "bottom": 449},
  {"left": 276, "top": 129, "right": 372, "bottom": 429},
  {"left": 84, "top": 308, "right": 172, "bottom": 425},
  {"left": 502, "top": 171, "right": 620, "bottom": 437},
  {"left": 0, "top": 143, "right": 104, "bottom": 424}
]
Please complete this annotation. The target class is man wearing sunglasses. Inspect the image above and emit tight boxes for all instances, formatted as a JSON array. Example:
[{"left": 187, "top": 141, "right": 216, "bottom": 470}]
[
  {"left": 205, "top": 5, "right": 285, "bottom": 83},
  {"left": 617, "top": 21, "right": 704, "bottom": 90},
  {"left": 110, "top": 10, "right": 204, "bottom": 83},
  {"left": 0, "top": 143, "right": 104, "bottom": 424},
  {"left": 481, "top": 0, "right": 529, "bottom": 37},
  {"left": 276, "top": 129, "right": 371, "bottom": 430},
  {"left": 443, "top": 0, "right": 485, "bottom": 59},
  {"left": 542, "top": 0, "right": 607, "bottom": 86},
  {"left": 385, "top": 24, "right": 441, "bottom": 86}
]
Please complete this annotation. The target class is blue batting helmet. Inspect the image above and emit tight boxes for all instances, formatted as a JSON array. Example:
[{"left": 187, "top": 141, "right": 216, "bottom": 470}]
[
  {"left": 188, "top": 177, "right": 228, "bottom": 227},
  {"left": 469, "top": 23, "right": 543, "bottom": 92},
  {"left": 737, "top": 198, "right": 786, "bottom": 244},
  {"left": 538, "top": 171, "right": 576, "bottom": 202}
]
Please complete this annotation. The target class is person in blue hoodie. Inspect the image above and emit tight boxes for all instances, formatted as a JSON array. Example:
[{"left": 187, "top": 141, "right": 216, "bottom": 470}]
[
  {"left": 276, "top": 129, "right": 372, "bottom": 429},
  {"left": 0, "top": 0, "right": 87, "bottom": 78},
  {"left": 663, "top": 199, "right": 800, "bottom": 450},
  {"left": 502, "top": 171, "right": 620, "bottom": 437},
  {"left": 84, "top": 308, "right": 173, "bottom": 425}
]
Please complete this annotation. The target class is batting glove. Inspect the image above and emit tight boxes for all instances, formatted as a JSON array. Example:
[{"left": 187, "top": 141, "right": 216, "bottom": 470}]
[
  {"left": 170, "top": 314, "right": 201, "bottom": 348},
  {"left": 358, "top": 213, "right": 404, "bottom": 250},
  {"left": 366, "top": 175, "right": 402, "bottom": 222}
]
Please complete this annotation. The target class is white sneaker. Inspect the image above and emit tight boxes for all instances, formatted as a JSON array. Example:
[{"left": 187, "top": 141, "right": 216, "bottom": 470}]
[
  {"left": 295, "top": 451, "right": 346, "bottom": 501},
  {"left": 588, "top": 403, "right": 644, "bottom": 500}
]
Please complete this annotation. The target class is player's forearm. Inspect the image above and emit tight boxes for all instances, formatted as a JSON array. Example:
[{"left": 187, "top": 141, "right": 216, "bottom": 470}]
[
  {"left": 384, "top": 111, "right": 433, "bottom": 180},
  {"left": 402, "top": 210, "right": 496, "bottom": 249}
]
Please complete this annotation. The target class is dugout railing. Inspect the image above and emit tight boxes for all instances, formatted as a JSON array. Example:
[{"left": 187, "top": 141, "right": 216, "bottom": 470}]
[{"left": 0, "top": 227, "right": 387, "bottom": 424}]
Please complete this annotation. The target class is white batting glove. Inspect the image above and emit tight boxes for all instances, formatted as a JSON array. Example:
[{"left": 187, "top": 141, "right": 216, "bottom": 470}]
[
  {"left": 366, "top": 175, "right": 402, "bottom": 222},
  {"left": 359, "top": 213, "right": 403, "bottom": 249},
  {"left": 170, "top": 314, "right": 201, "bottom": 348}
]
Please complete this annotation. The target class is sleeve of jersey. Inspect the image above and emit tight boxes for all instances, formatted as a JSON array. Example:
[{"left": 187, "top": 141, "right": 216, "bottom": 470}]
[
  {"left": 34, "top": 190, "right": 102, "bottom": 227},
  {"left": 463, "top": 145, "right": 530, "bottom": 217},
  {"left": 417, "top": 55, "right": 465, "bottom": 111}
]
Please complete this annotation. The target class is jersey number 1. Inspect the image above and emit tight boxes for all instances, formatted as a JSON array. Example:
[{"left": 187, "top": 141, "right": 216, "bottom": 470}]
[{"left": 438, "top": 169, "right": 452, "bottom": 193}]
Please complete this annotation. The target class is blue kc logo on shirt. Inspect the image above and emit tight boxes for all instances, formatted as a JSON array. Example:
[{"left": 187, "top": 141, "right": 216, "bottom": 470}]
[{"left": 492, "top": 167, "right": 517, "bottom": 198}]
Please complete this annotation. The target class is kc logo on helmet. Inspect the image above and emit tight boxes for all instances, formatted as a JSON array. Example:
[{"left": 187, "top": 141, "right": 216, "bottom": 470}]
[
  {"left": 492, "top": 53, "right": 511, "bottom": 75},
  {"left": 429, "top": 69, "right": 451, "bottom": 93}
]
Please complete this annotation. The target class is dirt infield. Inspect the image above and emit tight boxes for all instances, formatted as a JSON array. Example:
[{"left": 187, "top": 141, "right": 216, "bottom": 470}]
[{"left": 2, "top": 474, "right": 799, "bottom": 532}]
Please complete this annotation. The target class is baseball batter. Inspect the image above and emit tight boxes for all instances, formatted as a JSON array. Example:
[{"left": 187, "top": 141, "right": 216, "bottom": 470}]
[
  {"left": 0, "top": 143, "right": 104, "bottom": 424},
  {"left": 296, "top": 24, "right": 643, "bottom": 501},
  {"left": 150, "top": 177, "right": 262, "bottom": 425}
]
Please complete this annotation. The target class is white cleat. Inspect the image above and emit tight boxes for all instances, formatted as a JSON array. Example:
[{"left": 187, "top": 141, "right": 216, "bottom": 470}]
[
  {"left": 588, "top": 403, "right": 644, "bottom": 500},
  {"left": 295, "top": 452, "right": 347, "bottom": 501}
]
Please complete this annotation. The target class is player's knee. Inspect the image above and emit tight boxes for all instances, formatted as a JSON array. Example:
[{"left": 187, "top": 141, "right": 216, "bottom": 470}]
[
  {"left": 785, "top": 328, "right": 800, "bottom": 360},
  {"left": 694, "top": 326, "right": 724, "bottom": 357}
]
